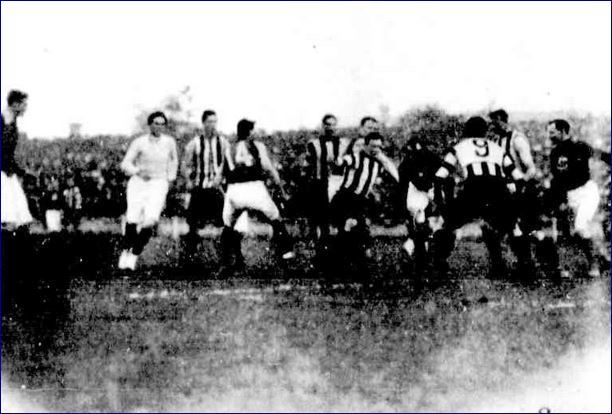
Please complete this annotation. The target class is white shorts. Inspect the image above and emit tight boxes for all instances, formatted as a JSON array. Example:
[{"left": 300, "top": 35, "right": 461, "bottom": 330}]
[
  {"left": 125, "top": 176, "right": 169, "bottom": 226},
  {"left": 406, "top": 182, "right": 434, "bottom": 224},
  {"left": 566, "top": 180, "right": 602, "bottom": 240},
  {"left": 1, "top": 171, "right": 33, "bottom": 226},
  {"left": 223, "top": 181, "right": 279, "bottom": 226}
]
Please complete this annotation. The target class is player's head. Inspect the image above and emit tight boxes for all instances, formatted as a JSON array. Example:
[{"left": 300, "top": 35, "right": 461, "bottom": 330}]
[
  {"left": 359, "top": 116, "right": 379, "bottom": 137},
  {"left": 322, "top": 114, "right": 337, "bottom": 136},
  {"left": 463, "top": 116, "right": 488, "bottom": 138},
  {"left": 364, "top": 132, "right": 384, "bottom": 156},
  {"left": 7, "top": 89, "right": 28, "bottom": 116},
  {"left": 201, "top": 110, "right": 217, "bottom": 135},
  {"left": 488, "top": 109, "right": 509, "bottom": 133},
  {"left": 237, "top": 118, "right": 255, "bottom": 140},
  {"left": 547, "top": 119, "right": 571, "bottom": 143},
  {"left": 147, "top": 111, "right": 167, "bottom": 137}
]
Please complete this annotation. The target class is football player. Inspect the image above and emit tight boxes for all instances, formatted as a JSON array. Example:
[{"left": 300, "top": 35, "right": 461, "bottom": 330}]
[
  {"left": 306, "top": 114, "right": 351, "bottom": 252},
  {"left": 432, "top": 116, "right": 525, "bottom": 277},
  {"left": 1, "top": 90, "right": 34, "bottom": 230},
  {"left": 181, "top": 110, "right": 229, "bottom": 256},
  {"left": 398, "top": 138, "right": 443, "bottom": 273},
  {"left": 220, "top": 118, "right": 294, "bottom": 274},
  {"left": 327, "top": 131, "right": 399, "bottom": 278},
  {"left": 118, "top": 111, "right": 179, "bottom": 271},
  {"left": 543, "top": 119, "right": 610, "bottom": 278},
  {"left": 488, "top": 109, "right": 539, "bottom": 266}
]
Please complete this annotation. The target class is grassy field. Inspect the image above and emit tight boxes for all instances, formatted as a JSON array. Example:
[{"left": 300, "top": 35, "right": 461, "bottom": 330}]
[{"left": 1, "top": 229, "right": 610, "bottom": 413}]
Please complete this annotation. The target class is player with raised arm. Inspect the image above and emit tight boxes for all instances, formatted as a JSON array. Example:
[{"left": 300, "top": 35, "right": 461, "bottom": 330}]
[
  {"left": 117, "top": 111, "right": 178, "bottom": 271},
  {"left": 432, "top": 116, "right": 525, "bottom": 277},
  {"left": 219, "top": 119, "right": 294, "bottom": 274},
  {"left": 542, "top": 119, "right": 610, "bottom": 278},
  {"left": 327, "top": 131, "right": 399, "bottom": 279},
  {"left": 1, "top": 90, "right": 34, "bottom": 230}
]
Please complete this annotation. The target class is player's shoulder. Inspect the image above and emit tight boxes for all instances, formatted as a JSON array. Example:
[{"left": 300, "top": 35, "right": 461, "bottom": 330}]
[{"left": 161, "top": 133, "right": 178, "bottom": 144}]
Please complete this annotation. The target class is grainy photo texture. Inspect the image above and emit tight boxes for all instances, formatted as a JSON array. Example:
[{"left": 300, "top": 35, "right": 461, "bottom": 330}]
[{"left": 1, "top": 1, "right": 610, "bottom": 412}]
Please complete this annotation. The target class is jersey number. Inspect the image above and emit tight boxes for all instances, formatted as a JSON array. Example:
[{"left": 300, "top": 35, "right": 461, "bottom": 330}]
[{"left": 472, "top": 139, "right": 489, "bottom": 157}]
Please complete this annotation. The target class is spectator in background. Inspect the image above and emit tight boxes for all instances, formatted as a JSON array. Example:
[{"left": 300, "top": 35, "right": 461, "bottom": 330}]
[
  {"left": 62, "top": 172, "right": 83, "bottom": 230},
  {"left": 181, "top": 110, "right": 229, "bottom": 256},
  {"left": 1, "top": 89, "right": 33, "bottom": 230}
]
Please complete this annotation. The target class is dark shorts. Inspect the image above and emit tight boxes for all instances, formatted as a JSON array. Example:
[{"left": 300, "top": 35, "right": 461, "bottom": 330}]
[
  {"left": 308, "top": 180, "right": 332, "bottom": 224},
  {"left": 447, "top": 178, "right": 513, "bottom": 233},
  {"left": 187, "top": 187, "right": 224, "bottom": 229},
  {"left": 330, "top": 190, "right": 370, "bottom": 231}
]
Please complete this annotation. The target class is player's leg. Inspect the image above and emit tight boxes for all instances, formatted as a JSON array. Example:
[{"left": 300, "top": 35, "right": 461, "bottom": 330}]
[
  {"left": 252, "top": 181, "right": 294, "bottom": 259},
  {"left": 129, "top": 179, "right": 169, "bottom": 270},
  {"left": 119, "top": 176, "right": 144, "bottom": 269},
  {"left": 184, "top": 187, "right": 204, "bottom": 253},
  {"left": 568, "top": 181, "right": 606, "bottom": 276},
  {"left": 219, "top": 184, "right": 245, "bottom": 271}
]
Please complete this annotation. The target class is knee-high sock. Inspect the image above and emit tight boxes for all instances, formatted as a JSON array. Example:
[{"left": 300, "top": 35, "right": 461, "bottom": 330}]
[
  {"left": 124, "top": 223, "right": 138, "bottom": 251},
  {"left": 133, "top": 227, "right": 153, "bottom": 256}
]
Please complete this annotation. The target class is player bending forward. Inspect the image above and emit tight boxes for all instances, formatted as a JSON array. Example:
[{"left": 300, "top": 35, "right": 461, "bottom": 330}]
[
  {"left": 118, "top": 111, "right": 178, "bottom": 270},
  {"left": 220, "top": 119, "right": 294, "bottom": 274},
  {"left": 432, "top": 116, "right": 526, "bottom": 277},
  {"left": 326, "top": 131, "right": 399, "bottom": 278}
]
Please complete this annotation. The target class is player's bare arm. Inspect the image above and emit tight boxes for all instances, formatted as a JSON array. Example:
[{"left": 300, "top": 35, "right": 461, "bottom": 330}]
[
  {"left": 168, "top": 138, "right": 179, "bottom": 182},
  {"left": 376, "top": 152, "right": 400, "bottom": 182},
  {"left": 513, "top": 133, "right": 537, "bottom": 180},
  {"left": 181, "top": 139, "right": 196, "bottom": 188}
]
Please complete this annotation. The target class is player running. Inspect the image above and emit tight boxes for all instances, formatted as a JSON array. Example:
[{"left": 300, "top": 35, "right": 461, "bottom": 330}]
[
  {"left": 326, "top": 131, "right": 399, "bottom": 278},
  {"left": 219, "top": 118, "right": 294, "bottom": 274},
  {"left": 432, "top": 116, "right": 525, "bottom": 277},
  {"left": 1, "top": 90, "right": 34, "bottom": 230},
  {"left": 541, "top": 119, "right": 610, "bottom": 278},
  {"left": 117, "top": 111, "right": 179, "bottom": 271}
]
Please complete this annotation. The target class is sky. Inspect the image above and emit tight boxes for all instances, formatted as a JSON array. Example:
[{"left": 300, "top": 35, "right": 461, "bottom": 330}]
[{"left": 1, "top": 1, "right": 610, "bottom": 138}]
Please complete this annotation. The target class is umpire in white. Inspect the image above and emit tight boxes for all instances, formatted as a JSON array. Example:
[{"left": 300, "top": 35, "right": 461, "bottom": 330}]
[
  {"left": 118, "top": 111, "right": 178, "bottom": 270},
  {"left": 220, "top": 118, "right": 294, "bottom": 273}
]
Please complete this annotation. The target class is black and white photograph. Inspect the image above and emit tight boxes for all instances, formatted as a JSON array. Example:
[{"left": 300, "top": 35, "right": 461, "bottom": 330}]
[{"left": 1, "top": 1, "right": 610, "bottom": 412}]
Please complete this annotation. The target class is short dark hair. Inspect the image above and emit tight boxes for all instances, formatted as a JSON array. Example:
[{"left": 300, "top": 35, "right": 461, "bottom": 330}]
[
  {"left": 202, "top": 110, "right": 216, "bottom": 123},
  {"left": 7, "top": 90, "right": 28, "bottom": 106},
  {"left": 237, "top": 119, "right": 255, "bottom": 140},
  {"left": 549, "top": 119, "right": 570, "bottom": 134},
  {"left": 147, "top": 111, "right": 168, "bottom": 126},
  {"left": 322, "top": 114, "right": 336, "bottom": 125},
  {"left": 365, "top": 132, "right": 383, "bottom": 145},
  {"left": 463, "top": 116, "right": 488, "bottom": 138},
  {"left": 488, "top": 109, "right": 509, "bottom": 123},
  {"left": 360, "top": 116, "right": 378, "bottom": 127}
]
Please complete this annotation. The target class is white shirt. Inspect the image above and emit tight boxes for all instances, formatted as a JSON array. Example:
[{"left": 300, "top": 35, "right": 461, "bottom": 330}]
[{"left": 121, "top": 133, "right": 178, "bottom": 181}]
